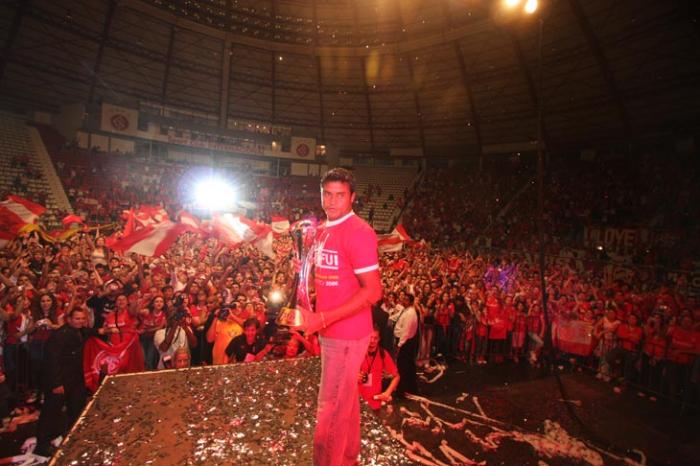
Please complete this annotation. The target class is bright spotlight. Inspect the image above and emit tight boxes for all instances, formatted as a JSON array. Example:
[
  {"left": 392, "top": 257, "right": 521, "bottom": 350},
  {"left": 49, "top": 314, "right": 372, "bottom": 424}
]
[
  {"left": 503, "top": 0, "right": 523, "bottom": 8},
  {"left": 269, "top": 289, "right": 283, "bottom": 304},
  {"left": 524, "top": 0, "right": 538, "bottom": 14},
  {"left": 194, "top": 177, "right": 236, "bottom": 211}
]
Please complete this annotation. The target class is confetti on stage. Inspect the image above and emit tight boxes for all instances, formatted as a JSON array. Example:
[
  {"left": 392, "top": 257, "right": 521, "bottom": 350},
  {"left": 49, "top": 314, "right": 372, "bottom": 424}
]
[{"left": 51, "top": 357, "right": 411, "bottom": 466}]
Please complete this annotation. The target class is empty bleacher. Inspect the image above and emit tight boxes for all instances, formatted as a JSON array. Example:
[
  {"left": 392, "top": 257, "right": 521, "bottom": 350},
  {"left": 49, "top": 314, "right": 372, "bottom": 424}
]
[
  {"left": 0, "top": 112, "right": 71, "bottom": 229},
  {"left": 353, "top": 166, "right": 420, "bottom": 232}
]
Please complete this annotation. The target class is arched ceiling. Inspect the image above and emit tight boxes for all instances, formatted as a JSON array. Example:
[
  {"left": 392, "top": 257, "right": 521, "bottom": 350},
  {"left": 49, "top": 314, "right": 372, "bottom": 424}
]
[{"left": 1, "top": 0, "right": 699, "bottom": 155}]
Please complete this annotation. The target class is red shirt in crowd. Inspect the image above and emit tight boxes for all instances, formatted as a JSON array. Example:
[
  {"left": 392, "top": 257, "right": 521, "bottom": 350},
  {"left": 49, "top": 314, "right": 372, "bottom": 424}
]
[
  {"left": 667, "top": 326, "right": 699, "bottom": 365},
  {"left": 358, "top": 348, "right": 398, "bottom": 410},
  {"left": 616, "top": 323, "right": 642, "bottom": 352}
]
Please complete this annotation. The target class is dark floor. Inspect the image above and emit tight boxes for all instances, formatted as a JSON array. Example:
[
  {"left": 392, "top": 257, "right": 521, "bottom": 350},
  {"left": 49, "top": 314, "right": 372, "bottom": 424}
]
[
  {"left": 389, "top": 359, "right": 700, "bottom": 466},
  {"left": 1, "top": 359, "right": 698, "bottom": 465}
]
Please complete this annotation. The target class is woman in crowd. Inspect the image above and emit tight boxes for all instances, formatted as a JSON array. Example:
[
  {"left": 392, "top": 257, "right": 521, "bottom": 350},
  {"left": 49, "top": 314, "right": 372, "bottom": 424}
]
[
  {"left": 139, "top": 295, "right": 167, "bottom": 370},
  {"left": 594, "top": 308, "right": 621, "bottom": 381},
  {"left": 28, "top": 293, "right": 63, "bottom": 390}
]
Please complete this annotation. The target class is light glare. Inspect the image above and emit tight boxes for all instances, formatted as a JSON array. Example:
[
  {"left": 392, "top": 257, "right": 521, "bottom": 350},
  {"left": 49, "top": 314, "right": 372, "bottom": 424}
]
[
  {"left": 524, "top": 0, "right": 538, "bottom": 14},
  {"left": 269, "top": 290, "right": 283, "bottom": 304},
  {"left": 194, "top": 177, "right": 236, "bottom": 211},
  {"left": 504, "top": 0, "right": 523, "bottom": 8}
]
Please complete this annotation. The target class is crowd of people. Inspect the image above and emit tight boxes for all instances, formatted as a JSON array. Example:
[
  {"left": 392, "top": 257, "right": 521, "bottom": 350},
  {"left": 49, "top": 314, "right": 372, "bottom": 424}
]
[
  {"left": 1, "top": 148, "right": 699, "bottom": 459},
  {"left": 1, "top": 215, "right": 698, "bottom": 450}
]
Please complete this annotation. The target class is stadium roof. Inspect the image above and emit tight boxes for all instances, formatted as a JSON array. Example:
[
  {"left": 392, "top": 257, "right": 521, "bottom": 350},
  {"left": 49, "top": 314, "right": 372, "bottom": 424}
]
[{"left": 1, "top": 0, "right": 699, "bottom": 155}]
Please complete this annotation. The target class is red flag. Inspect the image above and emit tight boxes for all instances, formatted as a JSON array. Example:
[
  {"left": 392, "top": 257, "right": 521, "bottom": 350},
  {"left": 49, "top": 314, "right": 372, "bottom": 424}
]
[
  {"left": 211, "top": 213, "right": 269, "bottom": 244},
  {"left": 178, "top": 210, "right": 201, "bottom": 230},
  {"left": 0, "top": 195, "right": 46, "bottom": 237},
  {"left": 133, "top": 205, "right": 169, "bottom": 227},
  {"left": 553, "top": 320, "right": 595, "bottom": 356},
  {"left": 61, "top": 214, "right": 84, "bottom": 227},
  {"left": 83, "top": 336, "right": 145, "bottom": 392},
  {"left": 271, "top": 215, "right": 290, "bottom": 237},
  {"left": 0, "top": 230, "right": 14, "bottom": 249},
  {"left": 377, "top": 224, "right": 412, "bottom": 254},
  {"left": 211, "top": 214, "right": 275, "bottom": 258},
  {"left": 110, "top": 221, "right": 188, "bottom": 257}
]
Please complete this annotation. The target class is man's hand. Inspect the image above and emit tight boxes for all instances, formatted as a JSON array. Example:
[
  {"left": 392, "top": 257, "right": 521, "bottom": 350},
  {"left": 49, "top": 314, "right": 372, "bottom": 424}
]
[
  {"left": 374, "top": 391, "right": 392, "bottom": 403},
  {"left": 52, "top": 386, "right": 65, "bottom": 395},
  {"left": 294, "top": 308, "right": 323, "bottom": 335}
]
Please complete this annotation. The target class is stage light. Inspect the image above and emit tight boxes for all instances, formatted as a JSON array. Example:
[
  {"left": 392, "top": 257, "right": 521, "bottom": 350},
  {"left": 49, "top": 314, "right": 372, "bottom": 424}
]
[
  {"left": 524, "top": 0, "right": 538, "bottom": 14},
  {"left": 269, "top": 289, "right": 283, "bottom": 304},
  {"left": 194, "top": 177, "right": 236, "bottom": 211},
  {"left": 596, "top": 245, "right": 604, "bottom": 251},
  {"left": 503, "top": 0, "right": 523, "bottom": 8}
]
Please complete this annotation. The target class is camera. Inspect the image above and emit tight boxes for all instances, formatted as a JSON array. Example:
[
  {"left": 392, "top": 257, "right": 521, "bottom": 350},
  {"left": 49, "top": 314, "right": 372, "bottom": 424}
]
[
  {"left": 217, "top": 304, "right": 236, "bottom": 321},
  {"left": 173, "top": 295, "right": 185, "bottom": 310},
  {"left": 172, "top": 309, "right": 188, "bottom": 323}
]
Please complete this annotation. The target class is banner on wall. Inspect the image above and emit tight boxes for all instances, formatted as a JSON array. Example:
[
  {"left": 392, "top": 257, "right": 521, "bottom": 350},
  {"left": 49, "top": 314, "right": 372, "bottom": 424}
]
[
  {"left": 583, "top": 226, "right": 654, "bottom": 260},
  {"left": 101, "top": 103, "right": 138, "bottom": 136},
  {"left": 290, "top": 137, "right": 316, "bottom": 159}
]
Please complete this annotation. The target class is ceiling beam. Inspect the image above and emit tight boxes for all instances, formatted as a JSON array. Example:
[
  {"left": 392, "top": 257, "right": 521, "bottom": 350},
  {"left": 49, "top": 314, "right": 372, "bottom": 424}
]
[
  {"left": 0, "top": 0, "right": 29, "bottom": 83},
  {"left": 508, "top": 30, "right": 551, "bottom": 147},
  {"left": 352, "top": 0, "right": 375, "bottom": 154},
  {"left": 88, "top": 0, "right": 118, "bottom": 103},
  {"left": 395, "top": 0, "right": 426, "bottom": 157},
  {"left": 220, "top": 40, "right": 232, "bottom": 128},
  {"left": 453, "top": 41, "right": 483, "bottom": 156},
  {"left": 313, "top": 0, "right": 326, "bottom": 144},
  {"left": 270, "top": 0, "right": 277, "bottom": 126},
  {"left": 161, "top": 25, "right": 176, "bottom": 104},
  {"left": 567, "top": 0, "right": 631, "bottom": 137}
]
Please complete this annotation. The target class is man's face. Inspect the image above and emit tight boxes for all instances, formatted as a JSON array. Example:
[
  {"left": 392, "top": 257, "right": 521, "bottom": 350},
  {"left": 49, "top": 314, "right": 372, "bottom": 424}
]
[
  {"left": 321, "top": 181, "right": 355, "bottom": 221},
  {"left": 368, "top": 330, "right": 380, "bottom": 352},
  {"left": 69, "top": 311, "right": 87, "bottom": 329},
  {"left": 244, "top": 325, "right": 257, "bottom": 341},
  {"left": 174, "top": 352, "right": 190, "bottom": 369}
]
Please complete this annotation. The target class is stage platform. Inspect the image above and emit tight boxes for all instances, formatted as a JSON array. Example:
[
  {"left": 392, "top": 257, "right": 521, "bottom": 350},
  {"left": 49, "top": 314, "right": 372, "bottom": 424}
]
[
  {"left": 46, "top": 357, "right": 699, "bottom": 466},
  {"left": 49, "top": 357, "right": 409, "bottom": 465}
]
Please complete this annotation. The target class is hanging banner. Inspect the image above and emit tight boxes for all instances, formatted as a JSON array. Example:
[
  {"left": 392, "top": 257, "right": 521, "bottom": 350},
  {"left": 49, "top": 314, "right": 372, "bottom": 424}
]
[
  {"left": 583, "top": 226, "right": 654, "bottom": 260},
  {"left": 101, "top": 103, "right": 138, "bottom": 136},
  {"left": 290, "top": 137, "right": 316, "bottom": 159}
]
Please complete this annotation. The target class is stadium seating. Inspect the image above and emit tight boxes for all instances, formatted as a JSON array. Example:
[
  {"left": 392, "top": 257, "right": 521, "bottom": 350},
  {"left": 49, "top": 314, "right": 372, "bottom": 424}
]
[{"left": 0, "top": 112, "right": 70, "bottom": 228}]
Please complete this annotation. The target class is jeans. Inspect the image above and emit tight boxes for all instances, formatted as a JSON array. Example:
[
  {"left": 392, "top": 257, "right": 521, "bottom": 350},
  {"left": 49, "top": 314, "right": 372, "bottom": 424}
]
[
  {"left": 314, "top": 334, "right": 371, "bottom": 466},
  {"left": 435, "top": 325, "right": 449, "bottom": 357},
  {"left": 396, "top": 335, "right": 419, "bottom": 396},
  {"left": 28, "top": 340, "right": 46, "bottom": 389}
]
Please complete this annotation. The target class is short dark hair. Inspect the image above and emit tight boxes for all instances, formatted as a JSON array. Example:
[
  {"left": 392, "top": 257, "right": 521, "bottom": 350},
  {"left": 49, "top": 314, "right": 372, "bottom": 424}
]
[
  {"left": 320, "top": 167, "right": 355, "bottom": 194},
  {"left": 68, "top": 307, "right": 87, "bottom": 318},
  {"left": 243, "top": 317, "right": 260, "bottom": 330}
]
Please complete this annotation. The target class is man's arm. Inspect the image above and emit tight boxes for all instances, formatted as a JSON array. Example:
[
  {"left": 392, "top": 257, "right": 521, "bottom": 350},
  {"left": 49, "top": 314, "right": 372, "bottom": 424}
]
[{"left": 298, "top": 269, "right": 382, "bottom": 335}]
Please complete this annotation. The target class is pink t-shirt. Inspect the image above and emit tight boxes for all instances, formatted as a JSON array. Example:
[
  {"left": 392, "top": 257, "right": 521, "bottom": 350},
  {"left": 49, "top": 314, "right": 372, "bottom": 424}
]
[{"left": 314, "top": 212, "right": 379, "bottom": 340}]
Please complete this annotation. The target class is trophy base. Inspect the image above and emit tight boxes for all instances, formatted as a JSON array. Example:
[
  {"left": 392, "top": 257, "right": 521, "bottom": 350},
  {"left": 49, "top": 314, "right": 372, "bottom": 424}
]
[{"left": 276, "top": 306, "right": 305, "bottom": 328}]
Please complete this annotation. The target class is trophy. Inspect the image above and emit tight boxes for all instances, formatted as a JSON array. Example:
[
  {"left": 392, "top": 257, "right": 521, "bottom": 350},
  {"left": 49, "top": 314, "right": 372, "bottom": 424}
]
[{"left": 276, "top": 219, "right": 318, "bottom": 328}]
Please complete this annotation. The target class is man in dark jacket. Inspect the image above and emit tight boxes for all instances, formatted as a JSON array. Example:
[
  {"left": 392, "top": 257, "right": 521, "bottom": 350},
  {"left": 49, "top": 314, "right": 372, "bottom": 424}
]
[{"left": 35, "top": 308, "right": 108, "bottom": 457}]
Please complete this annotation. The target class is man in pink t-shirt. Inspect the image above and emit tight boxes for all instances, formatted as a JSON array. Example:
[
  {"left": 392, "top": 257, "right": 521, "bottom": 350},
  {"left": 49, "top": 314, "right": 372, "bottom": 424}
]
[{"left": 297, "top": 168, "right": 382, "bottom": 466}]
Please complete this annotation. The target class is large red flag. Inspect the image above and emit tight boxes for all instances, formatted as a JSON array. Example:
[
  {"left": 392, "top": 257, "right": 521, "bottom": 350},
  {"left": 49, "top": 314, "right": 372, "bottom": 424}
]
[
  {"left": 61, "top": 214, "right": 84, "bottom": 227},
  {"left": 553, "top": 320, "right": 595, "bottom": 356},
  {"left": 0, "top": 195, "right": 46, "bottom": 237},
  {"left": 83, "top": 336, "right": 145, "bottom": 392},
  {"left": 133, "top": 205, "right": 169, "bottom": 227},
  {"left": 211, "top": 214, "right": 275, "bottom": 258},
  {"left": 271, "top": 215, "right": 290, "bottom": 237},
  {"left": 178, "top": 210, "right": 201, "bottom": 229},
  {"left": 110, "top": 221, "right": 189, "bottom": 257},
  {"left": 377, "top": 224, "right": 412, "bottom": 254}
]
